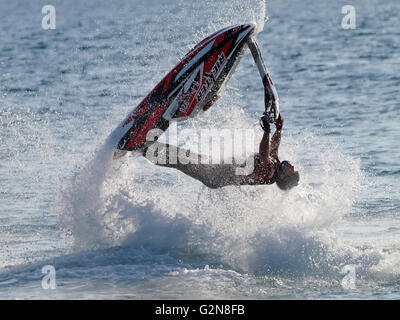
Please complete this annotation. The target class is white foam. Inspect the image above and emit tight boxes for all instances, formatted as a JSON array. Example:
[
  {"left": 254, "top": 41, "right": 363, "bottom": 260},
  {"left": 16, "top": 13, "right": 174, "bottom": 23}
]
[{"left": 56, "top": 94, "right": 373, "bottom": 277}]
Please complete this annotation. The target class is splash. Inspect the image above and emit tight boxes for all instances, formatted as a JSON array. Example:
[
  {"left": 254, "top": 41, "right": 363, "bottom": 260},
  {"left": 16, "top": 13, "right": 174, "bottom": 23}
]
[
  {"left": 56, "top": 93, "right": 371, "bottom": 278},
  {"left": 54, "top": 0, "right": 377, "bottom": 278}
]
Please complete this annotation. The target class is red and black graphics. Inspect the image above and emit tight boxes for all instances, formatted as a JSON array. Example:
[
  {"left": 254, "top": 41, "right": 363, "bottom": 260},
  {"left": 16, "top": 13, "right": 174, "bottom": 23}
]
[{"left": 116, "top": 24, "right": 255, "bottom": 151}]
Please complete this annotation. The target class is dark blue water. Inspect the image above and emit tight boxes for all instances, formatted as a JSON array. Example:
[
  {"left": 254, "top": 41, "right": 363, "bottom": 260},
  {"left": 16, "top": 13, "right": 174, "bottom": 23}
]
[{"left": 0, "top": 0, "right": 399, "bottom": 299}]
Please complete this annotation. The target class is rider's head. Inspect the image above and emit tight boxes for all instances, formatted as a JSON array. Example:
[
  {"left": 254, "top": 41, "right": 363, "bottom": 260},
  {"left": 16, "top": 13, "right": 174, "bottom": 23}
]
[{"left": 275, "top": 161, "right": 299, "bottom": 190}]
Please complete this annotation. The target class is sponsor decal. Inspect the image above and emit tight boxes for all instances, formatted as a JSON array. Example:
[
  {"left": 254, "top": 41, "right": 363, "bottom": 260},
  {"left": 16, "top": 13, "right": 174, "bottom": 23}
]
[
  {"left": 196, "top": 52, "right": 226, "bottom": 102},
  {"left": 178, "top": 74, "right": 201, "bottom": 115}
]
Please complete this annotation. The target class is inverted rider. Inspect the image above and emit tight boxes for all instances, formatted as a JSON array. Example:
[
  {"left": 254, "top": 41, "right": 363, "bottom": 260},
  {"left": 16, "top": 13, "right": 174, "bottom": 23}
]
[{"left": 142, "top": 112, "right": 299, "bottom": 190}]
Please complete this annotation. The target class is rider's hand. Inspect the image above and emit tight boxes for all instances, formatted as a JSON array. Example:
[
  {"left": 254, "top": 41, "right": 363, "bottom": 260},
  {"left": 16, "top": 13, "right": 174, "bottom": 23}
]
[
  {"left": 260, "top": 112, "right": 271, "bottom": 133},
  {"left": 275, "top": 114, "right": 284, "bottom": 131}
]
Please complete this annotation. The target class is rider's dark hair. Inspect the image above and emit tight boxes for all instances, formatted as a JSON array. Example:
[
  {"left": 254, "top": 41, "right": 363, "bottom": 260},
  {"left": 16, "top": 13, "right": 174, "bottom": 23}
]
[{"left": 275, "top": 161, "right": 300, "bottom": 190}]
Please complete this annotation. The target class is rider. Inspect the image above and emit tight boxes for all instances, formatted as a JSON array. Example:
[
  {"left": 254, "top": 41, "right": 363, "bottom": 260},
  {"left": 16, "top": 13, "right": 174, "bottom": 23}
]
[
  {"left": 253, "top": 112, "right": 300, "bottom": 190},
  {"left": 142, "top": 112, "right": 299, "bottom": 190}
]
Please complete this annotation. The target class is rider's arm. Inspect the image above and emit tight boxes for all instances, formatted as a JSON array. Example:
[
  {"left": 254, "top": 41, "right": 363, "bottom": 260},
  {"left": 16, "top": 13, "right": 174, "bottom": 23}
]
[
  {"left": 259, "top": 114, "right": 271, "bottom": 166},
  {"left": 270, "top": 114, "right": 283, "bottom": 158},
  {"left": 270, "top": 129, "right": 281, "bottom": 158},
  {"left": 259, "top": 131, "right": 270, "bottom": 166}
]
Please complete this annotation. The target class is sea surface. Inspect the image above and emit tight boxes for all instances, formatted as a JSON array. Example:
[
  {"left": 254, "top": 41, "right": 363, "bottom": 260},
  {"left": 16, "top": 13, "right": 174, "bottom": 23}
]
[{"left": 0, "top": 0, "right": 399, "bottom": 299}]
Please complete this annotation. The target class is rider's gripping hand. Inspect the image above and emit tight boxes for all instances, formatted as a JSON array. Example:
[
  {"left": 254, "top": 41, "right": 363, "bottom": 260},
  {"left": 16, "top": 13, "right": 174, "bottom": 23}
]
[
  {"left": 260, "top": 112, "right": 271, "bottom": 133},
  {"left": 275, "top": 114, "right": 284, "bottom": 131}
]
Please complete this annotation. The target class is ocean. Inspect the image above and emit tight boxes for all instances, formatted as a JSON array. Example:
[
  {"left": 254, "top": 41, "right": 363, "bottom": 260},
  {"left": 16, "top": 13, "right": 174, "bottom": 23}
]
[{"left": 0, "top": 0, "right": 399, "bottom": 299}]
